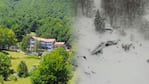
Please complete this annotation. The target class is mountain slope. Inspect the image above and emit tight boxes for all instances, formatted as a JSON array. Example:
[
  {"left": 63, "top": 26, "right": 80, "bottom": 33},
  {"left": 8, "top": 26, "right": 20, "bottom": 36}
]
[{"left": 76, "top": 0, "right": 149, "bottom": 84}]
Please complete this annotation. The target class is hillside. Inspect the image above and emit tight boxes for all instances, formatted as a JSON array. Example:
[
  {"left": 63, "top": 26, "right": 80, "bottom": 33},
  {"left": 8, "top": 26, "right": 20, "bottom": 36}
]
[
  {"left": 0, "top": 0, "right": 74, "bottom": 43},
  {"left": 76, "top": 0, "right": 149, "bottom": 84}
]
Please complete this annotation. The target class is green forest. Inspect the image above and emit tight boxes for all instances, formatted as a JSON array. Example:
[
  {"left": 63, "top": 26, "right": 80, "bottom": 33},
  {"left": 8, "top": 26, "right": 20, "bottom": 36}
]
[
  {"left": 0, "top": 0, "right": 75, "bottom": 44},
  {"left": 0, "top": 0, "right": 76, "bottom": 84}
]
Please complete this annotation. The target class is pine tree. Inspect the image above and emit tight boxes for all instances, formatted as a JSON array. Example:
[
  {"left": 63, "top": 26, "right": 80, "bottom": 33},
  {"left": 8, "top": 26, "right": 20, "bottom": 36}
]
[
  {"left": 0, "top": 53, "right": 11, "bottom": 80},
  {"left": 94, "top": 10, "right": 105, "bottom": 32},
  {"left": 17, "top": 61, "right": 28, "bottom": 77}
]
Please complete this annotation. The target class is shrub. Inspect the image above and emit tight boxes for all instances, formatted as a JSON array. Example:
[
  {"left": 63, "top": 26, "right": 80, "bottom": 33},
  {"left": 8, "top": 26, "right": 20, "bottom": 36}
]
[
  {"left": 29, "top": 65, "right": 37, "bottom": 75},
  {"left": 9, "top": 75, "right": 18, "bottom": 81}
]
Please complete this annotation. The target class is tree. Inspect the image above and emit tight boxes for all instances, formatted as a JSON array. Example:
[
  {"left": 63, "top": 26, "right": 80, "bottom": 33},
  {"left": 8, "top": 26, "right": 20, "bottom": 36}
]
[
  {"left": 20, "top": 35, "right": 31, "bottom": 52},
  {"left": 5, "top": 29, "right": 17, "bottom": 49},
  {"left": 34, "top": 40, "right": 41, "bottom": 53},
  {"left": 31, "top": 48, "right": 73, "bottom": 84},
  {"left": 0, "top": 53, "right": 11, "bottom": 80},
  {"left": 17, "top": 61, "right": 28, "bottom": 77},
  {"left": 94, "top": 10, "right": 105, "bottom": 32},
  {"left": 0, "top": 27, "right": 17, "bottom": 50}
]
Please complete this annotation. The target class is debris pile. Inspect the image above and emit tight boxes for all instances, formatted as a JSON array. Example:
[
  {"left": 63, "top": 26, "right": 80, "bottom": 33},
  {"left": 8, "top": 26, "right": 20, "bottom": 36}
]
[{"left": 91, "top": 40, "right": 119, "bottom": 55}]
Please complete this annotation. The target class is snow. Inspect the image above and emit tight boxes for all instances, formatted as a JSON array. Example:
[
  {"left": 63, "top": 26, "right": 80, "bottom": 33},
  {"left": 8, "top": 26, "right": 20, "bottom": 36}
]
[{"left": 75, "top": 14, "right": 149, "bottom": 84}]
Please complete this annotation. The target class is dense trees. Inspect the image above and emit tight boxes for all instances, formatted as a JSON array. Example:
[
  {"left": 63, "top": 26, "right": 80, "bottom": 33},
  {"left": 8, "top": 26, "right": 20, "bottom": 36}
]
[
  {"left": 77, "top": 0, "right": 94, "bottom": 17},
  {"left": 101, "top": 0, "right": 147, "bottom": 26},
  {"left": 31, "top": 48, "right": 73, "bottom": 84},
  {"left": 0, "top": 0, "right": 74, "bottom": 44},
  {"left": 36, "top": 17, "right": 72, "bottom": 43},
  {"left": 0, "top": 53, "right": 11, "bottom": 80},
  {"left": 17, "top": 61, "right": 28, "bottom": 77},
  {"left": 0, "top": 27, "right": 17, "bottom": 50}
]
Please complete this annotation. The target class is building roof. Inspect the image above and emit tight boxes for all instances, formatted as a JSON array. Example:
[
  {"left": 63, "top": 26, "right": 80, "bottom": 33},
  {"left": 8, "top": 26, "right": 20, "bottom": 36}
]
[
  {"left": 32, "top": 36, "right": 56, "bottom": 42},
  {"left": 55, "top": 42, "right": 65, "bottom": 45}
]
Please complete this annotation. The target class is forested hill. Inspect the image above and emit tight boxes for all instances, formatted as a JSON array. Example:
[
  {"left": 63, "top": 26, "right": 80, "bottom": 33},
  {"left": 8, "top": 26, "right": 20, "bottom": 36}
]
[{"left": 0, "top": 0, "right": 74, "bottom": 43}]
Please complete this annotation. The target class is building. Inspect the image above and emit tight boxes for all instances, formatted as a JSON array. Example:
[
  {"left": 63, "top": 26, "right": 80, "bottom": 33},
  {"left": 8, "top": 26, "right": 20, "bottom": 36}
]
[
  {"left": 54, "top": 42, "right": 65, "bottom": 48},
  {"left": 30, "top": 36, "right": 65, "bottom": 52}
]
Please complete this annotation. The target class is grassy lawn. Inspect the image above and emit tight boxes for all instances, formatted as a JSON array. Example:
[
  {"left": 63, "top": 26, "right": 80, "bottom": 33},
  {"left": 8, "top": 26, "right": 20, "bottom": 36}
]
[
  {"left": 4, "top": 51, "right": 40, "bottom": 84},
  {"left": 8, "top": 51, "right": 40, "bottom": 71},
  {"left": 68, "top": 71, "right": 77, "bottom": 84},
  {"left": 4, "top": 77, "right": 31, "bottom": 84}
]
